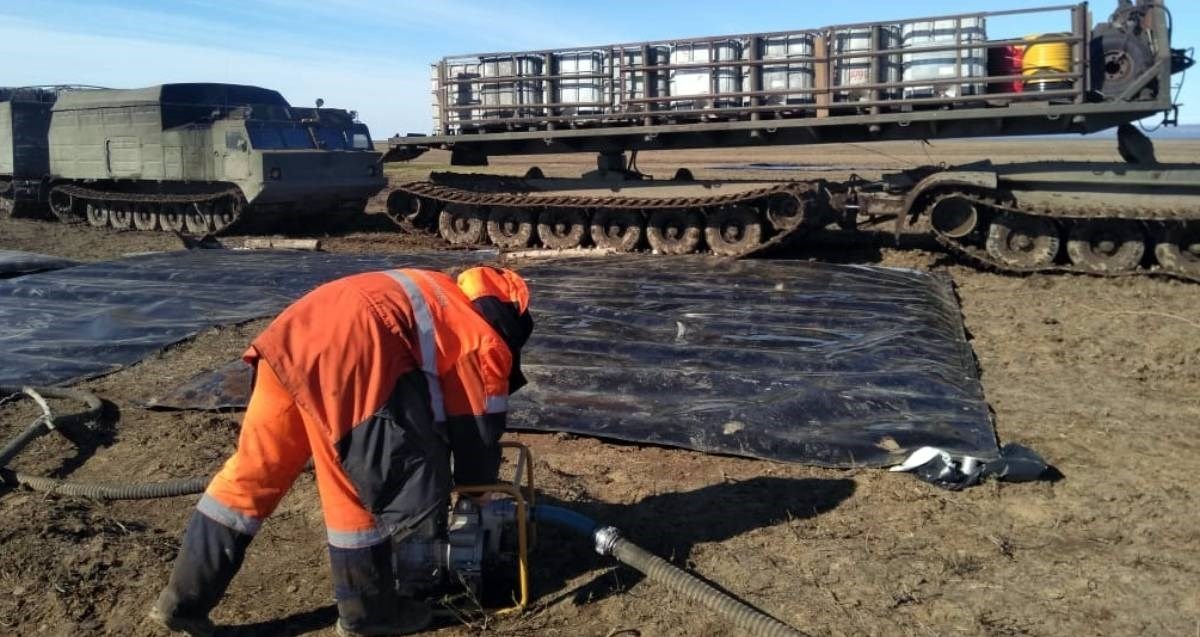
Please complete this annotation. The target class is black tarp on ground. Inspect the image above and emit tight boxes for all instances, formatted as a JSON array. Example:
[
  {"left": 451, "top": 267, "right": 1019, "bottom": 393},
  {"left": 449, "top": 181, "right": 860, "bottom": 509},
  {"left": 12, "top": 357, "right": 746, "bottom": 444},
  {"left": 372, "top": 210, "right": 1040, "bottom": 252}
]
[
  {"left": 141, "top": 254, "right": 997, "bottom": 467},
  {"left": 0, "top": 250, "right": 488, "bottom": 386},
  {"left": 0, "top": 250, "right": 79, "bottom": 278},
  {"left": 514, "top": 258, "right": 996, "bottom": 466}
]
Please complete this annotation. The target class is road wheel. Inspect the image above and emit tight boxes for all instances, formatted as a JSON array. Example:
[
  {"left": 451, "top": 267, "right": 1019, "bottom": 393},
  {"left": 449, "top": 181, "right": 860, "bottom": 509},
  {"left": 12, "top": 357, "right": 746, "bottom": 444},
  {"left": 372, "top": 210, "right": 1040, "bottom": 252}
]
[
  {"left": 185, "top": 204, "right": 212, "bottom": 234},
  {"left": 1153, "top": 223, "right": 1200, "bottom": 277},
  {"left": 647, "top": 209, "right": 702, "bottom": 255},
  {"left": 132, "top": 204, "right": 158, "bottom": 231},
  {"left": 160, "top": 205, "right": 187, "bottom": 232},
  {"left": 439, "top": 204, "right": 486, "bottom": 245},
  {"left": 109, "top": 204, "right": 133, "bottom": 230},
  {"left": 705, "top": 205, "right": 764, "bottom": 256},
  {"left": 537, "top": 208, "right": 587, "bottom": 250},
  {"left": 766, "top": 193, "right": 806, "bottom": 231},
  {"left": 985, "top": 214, "right": 1060, "bottom": 269},
  {"left": 929, "top": 195, "right": 980, "bottom": 238},
  {"left": 590, "top": 209, "right": 644, "bottom": 252},
  {"left": 487, "top": 207, "right": 536, "bottom": 249},
  {"left": 1066, "top": 220, "right": 1145, "bottom": 273},
  {"left": 48, "top": 188, "right": 79, "bottom": 221},
  {"left": 85, "top": 202, "right": 109, "bottom": 228},
  {"left": 387, "top": 191, "right": 438, "bottom": 233},
  {"left": 210, "top": 198, "right": 239, "bottom": 233}
]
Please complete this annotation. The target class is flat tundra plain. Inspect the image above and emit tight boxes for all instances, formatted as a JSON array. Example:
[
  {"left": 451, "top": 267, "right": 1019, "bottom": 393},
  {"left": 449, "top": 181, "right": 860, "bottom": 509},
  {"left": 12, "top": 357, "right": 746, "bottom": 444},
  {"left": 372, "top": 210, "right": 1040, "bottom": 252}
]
[{"left": 0, "top": 139, "right": 1197, "bottom": 636}]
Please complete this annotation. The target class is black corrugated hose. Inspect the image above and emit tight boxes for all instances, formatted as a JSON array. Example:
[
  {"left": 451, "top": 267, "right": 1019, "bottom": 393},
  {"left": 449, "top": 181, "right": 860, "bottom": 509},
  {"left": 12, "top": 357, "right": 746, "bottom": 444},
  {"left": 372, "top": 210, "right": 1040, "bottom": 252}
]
[
  {"left": 609, "top": 538, "right": 808, "bottom": 637},
  {"left": 0, "top": 385, "right": 208, "bottom": 500},
  {"left": 533, "top": 505, "right": 808, "bottom": 637}
]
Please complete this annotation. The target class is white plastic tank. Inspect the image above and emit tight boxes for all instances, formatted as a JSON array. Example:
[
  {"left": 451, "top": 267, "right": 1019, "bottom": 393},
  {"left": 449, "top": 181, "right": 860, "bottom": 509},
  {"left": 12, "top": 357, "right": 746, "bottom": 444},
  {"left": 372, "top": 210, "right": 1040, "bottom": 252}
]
[
  {"left": 430, "top": 63, "right": 442, "bottom": 133},
  {"left": 901, "top": 18, "right": 988, "bottom": 99},
  {"left": 760, "top": 33, "right": 816, "bottom": 106},
  {"left": 613, "top": 46, "right": 670, "bottom": 113},
  {"left": 555, "top": 51, "right": 608, "bottom": 117},
  {"left": 436, "top": 59, "right": 483, "bottom": 133},
  {"left": 669, "top": 40, "right": 743, "bottom": 112},
  {"left": 480, "top": 55, "right": 544, "bottom": 121},
  {"left": 833, "top": 26, "right": 902, "bottom": 103}
]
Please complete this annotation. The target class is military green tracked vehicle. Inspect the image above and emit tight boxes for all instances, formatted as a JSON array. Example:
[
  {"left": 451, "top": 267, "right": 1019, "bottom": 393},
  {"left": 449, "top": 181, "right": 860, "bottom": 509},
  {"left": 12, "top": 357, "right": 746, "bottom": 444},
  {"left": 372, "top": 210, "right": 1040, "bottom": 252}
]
[
  {"left": 1, "top": 83, "right": 385, "bottom": 234},
  {"left": 0, "top": 87, "right": 56, "bottom": 218}
]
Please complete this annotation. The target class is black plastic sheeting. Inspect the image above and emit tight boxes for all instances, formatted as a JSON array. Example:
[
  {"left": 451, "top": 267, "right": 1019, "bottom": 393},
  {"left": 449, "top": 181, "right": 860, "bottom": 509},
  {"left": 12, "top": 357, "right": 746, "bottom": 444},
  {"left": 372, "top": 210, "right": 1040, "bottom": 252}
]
[
  {"left": 0, "top": 250, "right": 488, "bottom": 387},
  {"left": 519, "top": 258, "right": 995, "bottom": 466},
  {"left": 145, "top": 255, "right": 997, "bottom": 467},
  {"left": 0, "top": 250, "right": 79, "bottom": 278}
]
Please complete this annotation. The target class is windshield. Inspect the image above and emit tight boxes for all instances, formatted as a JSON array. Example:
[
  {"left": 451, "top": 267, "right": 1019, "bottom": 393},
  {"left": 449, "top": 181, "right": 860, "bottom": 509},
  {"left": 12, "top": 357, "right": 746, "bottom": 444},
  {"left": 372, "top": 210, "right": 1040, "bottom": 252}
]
[
  {"left": 246, "top": 122, "right": 315, "bottom": 150},
  {"left": 248, "top": 104, "right": 293, "bottom": 122},
  {"left": 314, "top": 126, "right": 349, "bottom": 150},
  {"left": 312, "top": 125, "right": 373, "bottom": 151},
  {"left": 243, "top": 120, "right": 375, "bottom": 151}
]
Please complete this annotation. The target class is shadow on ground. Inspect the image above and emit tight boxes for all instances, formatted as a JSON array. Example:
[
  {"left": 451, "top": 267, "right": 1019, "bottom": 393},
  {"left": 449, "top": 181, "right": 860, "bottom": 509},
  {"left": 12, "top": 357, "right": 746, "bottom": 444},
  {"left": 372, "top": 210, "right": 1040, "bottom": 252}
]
[
  {"left": 532, "top": 476, "right": 856, "bottom": 609},
  {"left": 214, "top": 476, "right": 854, "bottom": 636}
]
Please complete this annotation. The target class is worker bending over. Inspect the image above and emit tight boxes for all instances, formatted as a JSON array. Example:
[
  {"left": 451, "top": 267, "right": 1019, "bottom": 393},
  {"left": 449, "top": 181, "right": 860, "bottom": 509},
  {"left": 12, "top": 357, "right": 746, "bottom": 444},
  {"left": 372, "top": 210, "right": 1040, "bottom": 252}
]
[{"left": 150, "top": 266, "right": 534, "bottom": 637}]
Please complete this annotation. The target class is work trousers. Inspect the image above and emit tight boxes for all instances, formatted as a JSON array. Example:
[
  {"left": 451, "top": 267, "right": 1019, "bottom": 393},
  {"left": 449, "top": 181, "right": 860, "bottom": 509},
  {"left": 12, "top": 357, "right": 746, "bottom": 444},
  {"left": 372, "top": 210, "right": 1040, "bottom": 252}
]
[{"left": 157, "top": 361, "right": 417, "bottom": 630}]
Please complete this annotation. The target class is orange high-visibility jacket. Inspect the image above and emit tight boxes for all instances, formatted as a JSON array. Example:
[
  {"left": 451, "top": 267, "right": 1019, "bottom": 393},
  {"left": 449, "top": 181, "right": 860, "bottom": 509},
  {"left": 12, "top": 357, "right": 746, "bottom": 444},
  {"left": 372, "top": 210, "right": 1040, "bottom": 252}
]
[{"left": 243, "top": 268, "right": 513, "bottom": 533}]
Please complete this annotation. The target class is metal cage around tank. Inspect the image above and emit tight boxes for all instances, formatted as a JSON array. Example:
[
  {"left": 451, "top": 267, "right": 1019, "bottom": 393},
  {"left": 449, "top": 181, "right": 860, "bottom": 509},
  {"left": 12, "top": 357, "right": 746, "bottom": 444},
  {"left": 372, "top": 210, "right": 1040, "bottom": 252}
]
[
  {"left": 393, "top": 1, "right": 1185, "bottom": 160},
  {"left": 426, "top": 4, "right": 1096, "bottom": 134}
]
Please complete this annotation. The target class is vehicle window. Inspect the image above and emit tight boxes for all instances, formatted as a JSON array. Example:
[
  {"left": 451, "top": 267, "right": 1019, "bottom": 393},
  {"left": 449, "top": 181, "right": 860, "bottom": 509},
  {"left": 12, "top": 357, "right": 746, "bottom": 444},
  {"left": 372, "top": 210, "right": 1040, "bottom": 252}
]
[
  {"left": 314, "top": 126, "right": 348, "bottom": 150},
  {"left": 246, "top": 122, "right": 315, "bottom": 150},
  {"left": 350, "top": 124, "right": 374, "bottom": 150},
  {"left": 246, "top": 126, "right": 282, "bottom": 149},
  {"left": 225, "top": 131, "right": 245, "bottom": 151},
  {"left": 279, "top": 127, "right": 314, "bottom": 149},
  {"left": 250, "top": 104, "right": 292, "bottom": 121}
]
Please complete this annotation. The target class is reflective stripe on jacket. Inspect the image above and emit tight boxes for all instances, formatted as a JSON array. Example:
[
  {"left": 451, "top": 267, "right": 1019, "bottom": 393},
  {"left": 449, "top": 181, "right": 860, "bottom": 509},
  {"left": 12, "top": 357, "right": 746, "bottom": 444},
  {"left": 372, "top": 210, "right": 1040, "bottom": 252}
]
[{"left": 243, "top": 268, "right": 513, "bottom": 532}]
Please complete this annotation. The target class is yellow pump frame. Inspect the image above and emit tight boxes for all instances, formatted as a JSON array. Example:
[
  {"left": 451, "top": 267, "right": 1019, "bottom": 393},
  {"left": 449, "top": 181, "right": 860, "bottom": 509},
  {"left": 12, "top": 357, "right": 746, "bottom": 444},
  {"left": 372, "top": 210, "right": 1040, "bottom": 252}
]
[{"left": 451, "top": 440, "right": 535, "bottom": 616}]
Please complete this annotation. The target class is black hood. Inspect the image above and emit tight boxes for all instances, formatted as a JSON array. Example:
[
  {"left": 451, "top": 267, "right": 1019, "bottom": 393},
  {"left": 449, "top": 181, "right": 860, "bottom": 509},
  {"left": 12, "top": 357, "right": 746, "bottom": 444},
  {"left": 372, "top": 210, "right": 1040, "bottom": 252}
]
[{"left": 472, "top": 296, "right": 534, "bottom": 394}]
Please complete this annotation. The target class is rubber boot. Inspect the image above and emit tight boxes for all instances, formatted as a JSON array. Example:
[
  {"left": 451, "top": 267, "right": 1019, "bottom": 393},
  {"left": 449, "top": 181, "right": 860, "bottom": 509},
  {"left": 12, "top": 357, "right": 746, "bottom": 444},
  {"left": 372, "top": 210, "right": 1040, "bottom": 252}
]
[
  {"left": 149, "top": 511, "right": 253, "bottom": 637},
  {"left": 330, "top": 541, "right": 433, "bottom": 636}
]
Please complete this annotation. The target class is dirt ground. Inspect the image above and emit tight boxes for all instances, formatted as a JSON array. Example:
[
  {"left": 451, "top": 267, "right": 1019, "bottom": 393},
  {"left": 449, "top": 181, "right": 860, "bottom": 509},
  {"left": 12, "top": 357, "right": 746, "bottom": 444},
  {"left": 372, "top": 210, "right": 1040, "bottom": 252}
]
[{"left": 1, "top": 139, "right": 1198, "bottom": 637}]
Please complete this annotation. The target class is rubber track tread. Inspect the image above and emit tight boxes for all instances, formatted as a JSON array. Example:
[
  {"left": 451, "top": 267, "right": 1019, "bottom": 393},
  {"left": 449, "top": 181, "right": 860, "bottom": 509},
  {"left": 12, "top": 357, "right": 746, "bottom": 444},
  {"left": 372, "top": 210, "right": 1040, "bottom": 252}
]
[
  {"left": 54, "top": 183, "right": 242, "bottom": 205},
  {"left": 390, "top": 177, "right": 818, "bottom": 258},
  {"left": 930, "top": 191, "right": 1200, "bottom": 284},
  {"left": 51, "top": 184, "right": 246, "bottom": 232}
]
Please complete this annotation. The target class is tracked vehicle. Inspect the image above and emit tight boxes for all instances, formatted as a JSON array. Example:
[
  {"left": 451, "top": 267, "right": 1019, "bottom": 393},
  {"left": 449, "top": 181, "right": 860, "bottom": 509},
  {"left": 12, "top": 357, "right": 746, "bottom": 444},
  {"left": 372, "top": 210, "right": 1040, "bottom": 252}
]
[
  {"left": 1, "top": 83, "right": 384, "bottom": 234},
  {"left": 0, "top": 87, "right": 58, "bottom": 218},
  {"left": 384, "top": 1, "right": 1200, "bottom": 280}
]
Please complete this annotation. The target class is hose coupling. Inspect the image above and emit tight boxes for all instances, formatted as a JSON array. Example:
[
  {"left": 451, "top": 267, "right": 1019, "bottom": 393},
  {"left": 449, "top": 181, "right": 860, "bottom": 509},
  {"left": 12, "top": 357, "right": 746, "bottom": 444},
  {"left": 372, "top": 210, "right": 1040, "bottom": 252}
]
[{"left": 593, "top": 525, "right": 621, "bottom": 556}]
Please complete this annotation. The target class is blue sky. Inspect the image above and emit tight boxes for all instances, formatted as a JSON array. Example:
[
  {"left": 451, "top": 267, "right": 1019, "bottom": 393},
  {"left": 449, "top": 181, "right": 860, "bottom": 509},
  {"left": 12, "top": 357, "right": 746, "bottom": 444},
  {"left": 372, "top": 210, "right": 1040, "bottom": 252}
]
[{"left": 0, "top": 0, "right": 1195, "bottom": 136}]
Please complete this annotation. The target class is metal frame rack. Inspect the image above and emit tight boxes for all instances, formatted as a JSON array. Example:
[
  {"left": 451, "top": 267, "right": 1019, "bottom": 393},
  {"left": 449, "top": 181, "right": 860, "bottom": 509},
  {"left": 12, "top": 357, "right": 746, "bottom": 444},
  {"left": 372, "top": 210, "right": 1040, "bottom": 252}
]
[{"left": 390, "top": 2, "right": 1177, "bottom": 162}]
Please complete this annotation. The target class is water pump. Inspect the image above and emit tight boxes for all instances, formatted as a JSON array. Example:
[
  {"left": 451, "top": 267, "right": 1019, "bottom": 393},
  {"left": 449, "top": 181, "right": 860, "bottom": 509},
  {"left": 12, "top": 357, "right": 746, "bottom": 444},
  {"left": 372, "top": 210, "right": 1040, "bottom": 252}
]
[{"left": 389, "top": 442, "right": 533, "bottom": 614}]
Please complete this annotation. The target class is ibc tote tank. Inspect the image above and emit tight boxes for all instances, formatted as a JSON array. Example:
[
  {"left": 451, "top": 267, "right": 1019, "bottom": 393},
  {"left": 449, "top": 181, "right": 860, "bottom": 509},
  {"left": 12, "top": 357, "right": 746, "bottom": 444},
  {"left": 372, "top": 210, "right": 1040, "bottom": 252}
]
[
  {"left": 901, "top": 18, "right": 988, "bottom": 99},
  {"left": 669, "top": 40, "right": 744, "bottom": 112},
  {"left": 437, "top": 59, "right": 483, "bottom": 133},
  {"left": 614, "top": 46, "right": 671, "bottom": 115},
  {"left": 760, "top": 33, "right": 816, "bottom": 107},
  {"left": 833, "top": 26, "right": 902, "bottom": 103},
  {"left": 555, "top": 50, "right": 608, "bottom": 117},
  {"left": 479, "top": 55, "right": 544, "bottom": 122}
]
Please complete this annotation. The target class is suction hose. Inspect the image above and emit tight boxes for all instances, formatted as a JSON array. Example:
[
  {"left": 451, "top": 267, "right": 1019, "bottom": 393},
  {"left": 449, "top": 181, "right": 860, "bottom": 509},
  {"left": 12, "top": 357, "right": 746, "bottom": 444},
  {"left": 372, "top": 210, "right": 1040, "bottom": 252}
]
[
  {"left": 1, "top": 473, "right": 209, "bottom": 500},
  {"left": 0, "top": 385, "right": 209, "bottom": 500},
  {"left": 532, "top": 505, "right": 808, "bottom": 637}
]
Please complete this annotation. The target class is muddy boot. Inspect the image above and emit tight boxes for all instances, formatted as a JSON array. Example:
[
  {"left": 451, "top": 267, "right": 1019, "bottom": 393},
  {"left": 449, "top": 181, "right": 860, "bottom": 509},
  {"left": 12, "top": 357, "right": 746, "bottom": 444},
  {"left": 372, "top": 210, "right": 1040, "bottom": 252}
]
[
  {"left": 147, "top": 603, "right": 216, "bottom": 637},
  {"left": 330, "top": 541, "right": 434, "bottom": 636},
  {"left": 333, "top": 599, "right": 433, "bottom": 637},
  {"left": 149, "top": 510, "right": 253, "bottom": 637}
]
